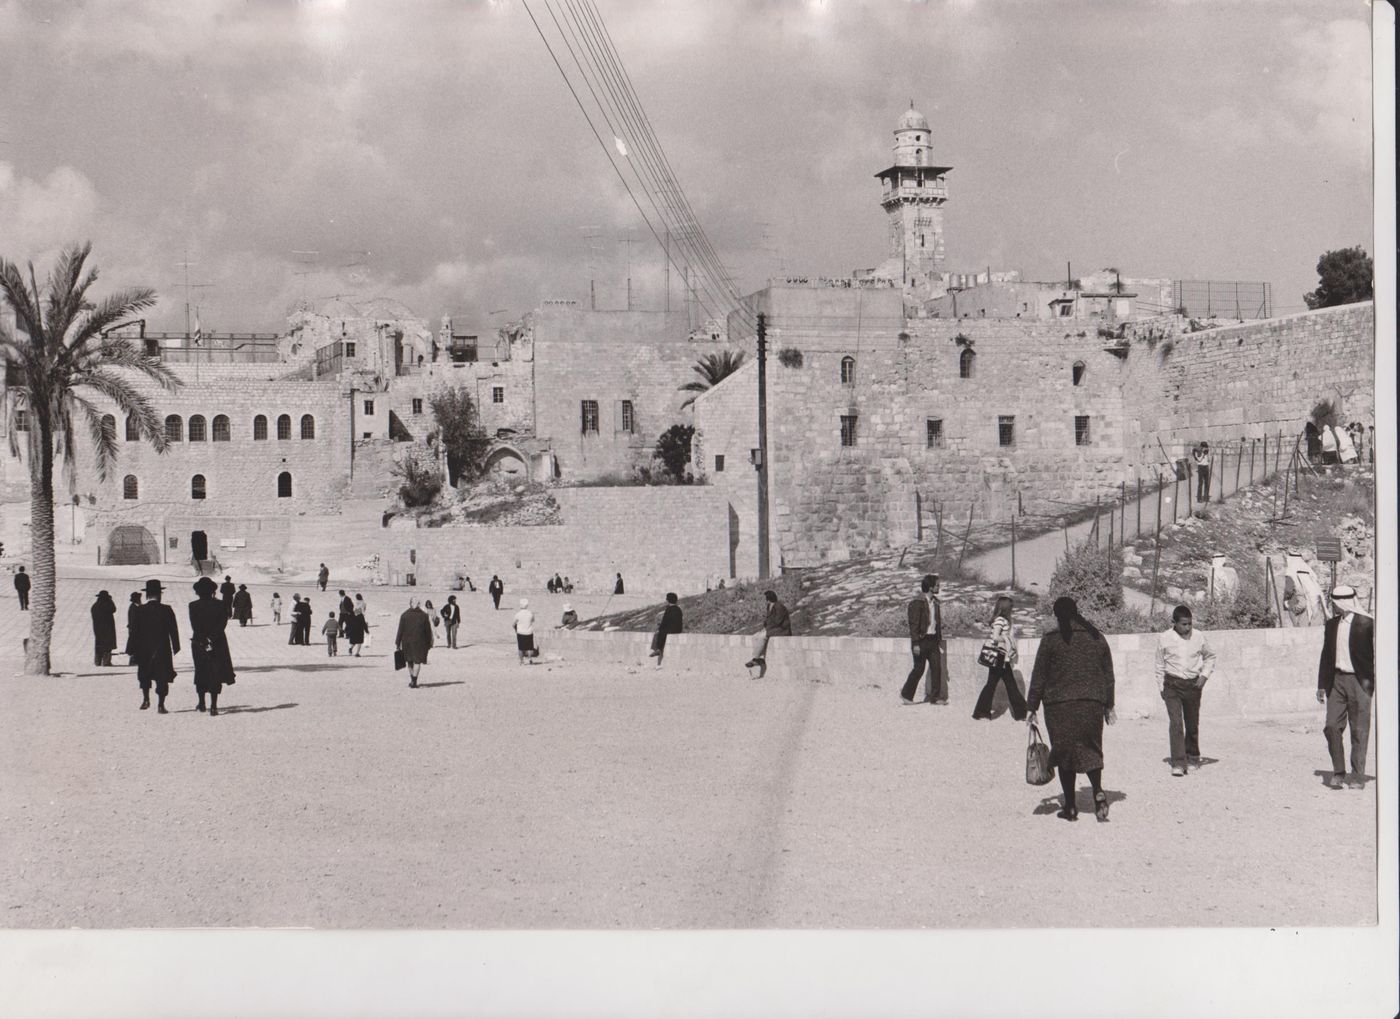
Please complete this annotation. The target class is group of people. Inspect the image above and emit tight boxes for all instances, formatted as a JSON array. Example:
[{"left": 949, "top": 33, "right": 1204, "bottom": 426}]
[
  {"left": 1305, "top": 419, "right": 1367, "bottom": 466},
  {"left": 545, "top": 574, "right": 574, "bottom": 594},
  {"left": 895, "top": 570, "right": 1376, "bottom": 821},
  {"left": 114, "top": 577, "right": 236, "bottom": 716}
]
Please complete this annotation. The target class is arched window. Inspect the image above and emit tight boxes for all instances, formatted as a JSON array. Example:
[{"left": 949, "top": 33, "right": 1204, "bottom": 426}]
[
  {"left": 125, "top": 415, "right": 139, "bottom": 441},
  {"left": 959, "top": 348, "right": 976, "bottom": 379},
  {"left": 212, "top": 414, "right": 231, "bottom": 442},
  {"left": 840, "top": 356, "right": 856, "bottom": 385},
  {"left": 276, "top": 414, "right": 292, "bottom": 440},
  {"left": 300, "top": 414, "right": 315, "bottom": 440},
  {"left": 191, "top": 474, "right": 206, "bottom": 500},
  {"left": 253, "top": 414, "right": 268, "bottom": 441},
  {"left": 1072, "top": 361, "right": 1086, "bottom": 386},
  {"left": 187, "top": 415, "right": 207, "bottom": 441},
  {"left": 123, "top": 475, "right": 139, "bottom": 500},
  {"left": 277, "top": 471, "right": 293, "bottom": 498},
  {"left": 164, "top": 414, "right": 183, "bottom": 442},
  {"left": 101, "top": 414, "right": 116, "bottom": 439}
]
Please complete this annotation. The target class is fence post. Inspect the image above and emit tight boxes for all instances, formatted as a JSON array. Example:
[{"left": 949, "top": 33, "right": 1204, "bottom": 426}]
[
  {"left": 1275, "top": 431, "right": 1282, "bottom": 475},
  {"left": 1149, "top": 536, "right": 1162, "bottom": 621},
  {"left": 1250, "top": 438, "right": 1256, "bottom": 485},
  {"left": 1173, "top": 476, "right": 1179, "bottom": 523},
  {"left": 1235, "top": 439, "right": 1243, "bottom": 494},
  {"left": 1282, "top": 451, "right": 1291, "bottom": 517},
  {"left": 956, "top": 503, "right": 975, "bottom": 573},
  {"left": 1262, "top": 434, "right": 1268, "bottom": 482},
  {"left": 1120, "top": 481, "right": 1126, "bottom": 545},
  {"left": 1108, "top": 505, "right": 1114, "bottom": 546},
  {"left": 1091, "top": 496, "right": 1100, "bottom": 546},
  {"left": 1186, "top": 461, "right": 1194, "bottom": 517},
  {"left": 935, "top": 501, "right": 944, "bottom": 563},
  {"left": 1216, "top": 452, "right": 1224, "bottom": 503},
  {"left": 1265, "top": 556, "right": 1284, "bottom": 626}
]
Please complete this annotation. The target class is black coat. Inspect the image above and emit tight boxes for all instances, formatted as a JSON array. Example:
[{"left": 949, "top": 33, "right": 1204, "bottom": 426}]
[
  {"left": 343, "top": 610, "right": 367, "bottom": 644},
  {"left": 1318, "top": 612, "right": 1375, "bottom": 693},
  {"left": 14, "top": 572, "right": 30, "bottom": 594},
  {"left": 395, "top": 607, "right": 434, "bottom": 665},
  {"left": 131, "top": 601, "right": 181, "bottom": 683},
  {"left": 1027, "top": 622, "right": 1116, "bottom": 712},
  {"left": 91, "top": 595, "right": 119, "bottom": 654},
  {"left": 189, "top": 596, "right": 236, "bottom": 693},
  {"left": 125, "top": 602, "right": 141, "bottom": 656},
  {"left": 614, "top": 576, "right": 625, "bottom": 594},
  {"left": 657, "top": 603, "right": 683, "bottom": 635},
  {"left": 232, "top": 589, "right": 254, "bottom": 623}
]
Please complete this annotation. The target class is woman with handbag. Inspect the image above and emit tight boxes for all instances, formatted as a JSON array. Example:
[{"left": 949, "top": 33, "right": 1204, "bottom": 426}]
[
  {"left": 972, "top": 595, "right": 1027, "bottom": 721},
  {"left": 1026, "top": 596, "right": 1117, "bottom": 822}
]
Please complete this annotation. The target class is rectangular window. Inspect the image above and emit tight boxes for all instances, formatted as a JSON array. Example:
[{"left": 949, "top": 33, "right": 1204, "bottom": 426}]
[
  {"left": 1075, "top": 415, "right": 1091, "bottom": 446},
  {"left": 926, "top": 418, "right": 944, "bottom": 448},
  {"left": 580, "top": 400, "right": 599, "bottom": 435},
  {"left": 840, "top": 414, "right": 858, "bottom": 448},
  {"left": 492, "top": 386, "right": 505, "bottom": 404},
  {"left": 411, "top": 398, "right": 423, "bottom": 415},
  {"left": 998, "top": 415, "right": 1016, "bottom": 447},
  {"left": 363, "top": 399, "right": 375, "bottom": 415},
  {"left": 1057, "top": 303, "right": 1073, "bottom": 317},
  {"left": 620, "top": 400, "right": 635, "bottom": 433},
  {"left": 345, "top": 342, "right": 357, "bottom": 358},
  {"left": 14, "top": 409, "right": 27, "bottom": 431},
  {"left": 714, "top": 454, "right": 725, "bottom": 472}
]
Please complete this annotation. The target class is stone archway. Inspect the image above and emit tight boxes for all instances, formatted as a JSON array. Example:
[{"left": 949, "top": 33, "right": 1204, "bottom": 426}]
[
  {"left": 106, "top": 524, "right": 160, "bottom": 566},
  {"left": 482, "top": 445, "right": 529, "bottom": 481}
]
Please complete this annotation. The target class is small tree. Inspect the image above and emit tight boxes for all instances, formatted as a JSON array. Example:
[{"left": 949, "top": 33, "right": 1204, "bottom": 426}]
[
  {"left": 429, "top": 386, "right": 492, "bottom": 486},
  {"left": 1040, "top": 540, "right": 1125, "bottom": 621},
  {"left": 392, "top": 456, "right": 443, "bottom": 507},
  {"left": 1303, "top": 247, "right": 1373, "bottom": 309},
  {"left": 678, "top": 350, "right": 745, "bottom": 408},
  {"left": 654, "top": 423, "right": 694, "bottom": 482}
]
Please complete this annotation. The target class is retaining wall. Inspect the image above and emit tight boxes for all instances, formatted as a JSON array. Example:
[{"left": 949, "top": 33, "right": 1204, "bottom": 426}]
[{"left": 548, "top": 625, "right": 1327, "bottom": 719}]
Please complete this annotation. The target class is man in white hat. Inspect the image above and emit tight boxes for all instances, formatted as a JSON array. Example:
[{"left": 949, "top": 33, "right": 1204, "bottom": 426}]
[{"left": 1316, "top": 585, "right": 1375, "bottom": 789}]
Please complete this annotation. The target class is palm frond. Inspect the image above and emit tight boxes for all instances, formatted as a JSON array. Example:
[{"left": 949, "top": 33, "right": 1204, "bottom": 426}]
[
  {"left": 81, "top": 339, "right": 182, "bottom": 391},
  {"left": 0, "top": 259, "right": 43, "bottom": 341},
  {"left": 67, "top": 287, "right": 158, "bottom": 354},
  {"left": 46, "top": 243, "right": 96, "bottom": 337},
  {"left": 73, "top": 370, "right": 168, "bottom": 453},
  {"left": 70, "top": 392, "right": 121, "bottom": 482}
]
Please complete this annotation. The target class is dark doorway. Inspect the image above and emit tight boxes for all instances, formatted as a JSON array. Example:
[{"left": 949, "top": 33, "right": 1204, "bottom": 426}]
[{"left": 190, "top": 530, "right": 209, "bottom": 561}]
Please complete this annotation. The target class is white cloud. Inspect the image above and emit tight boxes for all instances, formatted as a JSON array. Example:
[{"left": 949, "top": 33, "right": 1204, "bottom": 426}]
[
  {"left": 0, "top": 163, "right": 101, "bottom": 259},
  {"left": 1280, "top": 17, "right": 1372, "bottom": 160}
]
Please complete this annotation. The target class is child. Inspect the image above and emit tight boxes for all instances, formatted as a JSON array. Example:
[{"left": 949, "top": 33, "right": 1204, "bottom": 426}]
[
  {"left": 322, "top": 611, "right": 339, "bottom": 656},
  {"left": 271, "top": 592, "right": 282, "bottom": 625}
]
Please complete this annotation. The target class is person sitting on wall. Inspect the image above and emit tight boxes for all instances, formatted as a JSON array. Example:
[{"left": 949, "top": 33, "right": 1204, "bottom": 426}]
[
  {"left": 546, "top": 576, "right": 557, "bottom": 594},
  {"left": 562, "top": 577, "right": 574, "bottom": 594},
  {"left": 614, "top": 573, "right": 625, "bottom": 595},
  {"left": 553, "top": 573, "right": 565, "bottom": 594},
  {"left": 560, "top": 603, "right": 578, "bottom": 627},
  {"left": 648, "top": 593, "right": 684, "bottom": 668}
]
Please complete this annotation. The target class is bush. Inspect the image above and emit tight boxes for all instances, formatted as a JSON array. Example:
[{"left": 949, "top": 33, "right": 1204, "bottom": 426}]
[
  {"left": 654, "top": 424, "right": 695, "bottom": 482},
  {"left": 393, "top": 457, "right": 443, "bottom": 507},
  {"left": 776, "top": 347, "right": 804, "bottom": 368},
  {"left": 1040, "top": 540, "right": 1124, "bottom": 620},
  {"left": 1185, "top": 565, "right": 1277, "bottom": 630}
]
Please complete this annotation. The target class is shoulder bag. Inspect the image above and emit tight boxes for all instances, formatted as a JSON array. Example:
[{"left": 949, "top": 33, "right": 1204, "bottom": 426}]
[{"left": 1025, "top": 722, "right": 1054, "bottom": 786}]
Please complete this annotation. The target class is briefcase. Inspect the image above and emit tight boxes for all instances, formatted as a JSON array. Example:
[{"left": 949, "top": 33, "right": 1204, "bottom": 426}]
[{"left": 394, "top": 650, "right": 406, "bottom": 671}]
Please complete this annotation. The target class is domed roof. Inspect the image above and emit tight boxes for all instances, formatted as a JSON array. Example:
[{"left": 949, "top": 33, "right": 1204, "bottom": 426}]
[{"left": 896, "top": 105, "right": 930, "bottom": 133}]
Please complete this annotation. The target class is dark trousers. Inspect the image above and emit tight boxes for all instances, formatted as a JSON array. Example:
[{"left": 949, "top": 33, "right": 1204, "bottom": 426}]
[
  {"left": 491, "top": 593, "right": 501, "bottom": 609},
  {"left": 17, "top": 590, "right": 28, "bottom": 610},
  {"left": 901, "top": 636, "right": 944, "bottom": 702},
  {"left": 973, "top": 661, "right": 1026, "bottom": 719},
  {"left": 1196, "top": 466, "right": 1211, "bottom": 502},
  {"left": 1324, "top": 671, "right": 1373, "bottom": 776},
  {"left": 1161, "top": 675, "right": 1203, "bottom": 767}
]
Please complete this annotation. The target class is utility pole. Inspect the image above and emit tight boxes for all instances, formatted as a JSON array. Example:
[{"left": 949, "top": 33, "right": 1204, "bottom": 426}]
[
  {"left": 756, "top": 312, "right": 771, "bottom": 580},
  {"left": 663, "top": 228, "right": 670, "bottom": 314}
]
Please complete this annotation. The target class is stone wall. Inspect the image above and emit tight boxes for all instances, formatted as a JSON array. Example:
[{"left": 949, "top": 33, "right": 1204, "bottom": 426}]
[
  {"left": 530, "top": 306, "right": 730, "bottom": 481},
  {"left": 550, "top": 625, "right": 1328, "bottom": 719},
  {"left": 377, "top": 485, "right": 732, "bottom": 594},
  {"left": 384, "top": 359, "right": 534, "bottom": 444},
  {"left": 695, "top": 296, "right": 1375, "bottom": 572}
]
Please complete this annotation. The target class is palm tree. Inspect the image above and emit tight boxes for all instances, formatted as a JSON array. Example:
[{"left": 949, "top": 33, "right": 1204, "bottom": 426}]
[
  {"left": 1, "top": 242, "right": 180, "bottom": 675},
  {"left": 678, "top": 350, "right": 746, "bottom": 409}
]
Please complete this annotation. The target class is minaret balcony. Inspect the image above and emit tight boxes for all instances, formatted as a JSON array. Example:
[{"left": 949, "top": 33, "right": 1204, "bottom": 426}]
[{"left": 881, "top": 179, "right": 948, "bottom": 204}]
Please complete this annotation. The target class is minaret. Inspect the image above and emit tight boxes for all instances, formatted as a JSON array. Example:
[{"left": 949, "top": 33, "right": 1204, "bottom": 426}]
[{"left": 874, "top": 103, "right": 951, "bottom": 295}]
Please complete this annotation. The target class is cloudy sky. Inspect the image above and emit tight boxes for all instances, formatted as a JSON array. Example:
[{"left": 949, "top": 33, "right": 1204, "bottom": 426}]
[{"left": 0, "top": 0, "right": 1376, "bottom": 334}]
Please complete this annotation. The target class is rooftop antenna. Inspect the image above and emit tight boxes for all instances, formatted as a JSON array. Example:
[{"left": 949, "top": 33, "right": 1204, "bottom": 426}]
[{"left": 174, "top": 248, "right": 215, "bottom": 381}]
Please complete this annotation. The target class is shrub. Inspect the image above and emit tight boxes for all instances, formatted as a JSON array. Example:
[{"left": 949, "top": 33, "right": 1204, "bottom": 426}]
[
  {"left": 654, "top": 423, "right": 695, "bottom": 482},
  {"left": 1187, "top": 565, "right": 1276, "bottom": 630},
  {"left": 429, "top": 387, "right": 492, "bottom": 486},
  {"left": 393, "top": 457, "right": 442, "bottom": 507},
  {"left": 776, "top": 347, "right": 804, "bottom": 368},
  {"left": 1040, "top": 540, "right": 1124, "bottom": 620}
]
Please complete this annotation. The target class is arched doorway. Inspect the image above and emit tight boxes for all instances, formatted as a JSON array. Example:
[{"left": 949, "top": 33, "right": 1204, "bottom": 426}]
[
  {"left": 106, "top": 525, "right": 160, "bottom": 566},
  {"left": 482, "top": 445, "right": 529, "bottom": 481}
]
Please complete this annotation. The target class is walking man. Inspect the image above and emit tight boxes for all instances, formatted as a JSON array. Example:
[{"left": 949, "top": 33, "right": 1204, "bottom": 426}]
[
  {"left": 13, "top": 565, "right": 30, "bottom": 610},
  {"left": 394, "top": 597, "right": 434, "bottom": 688},
  {"left": 1317, "top": 585, "right": 1375, "bottom": 789},
  {"left": 648, "top": 592, "right": 684, "bottom": 667},
  {"left": 901, "top": 573, "right": 945, "bottom": 705},
  {"left": 744, "top": 589, "right": 792, "bottom": 673},
  {"left": 1155, "top": 605, "right": 1216, "bottom": 776},
  {"left": 130, "top": 579, "right": 180, "bottom": 714},
  {"left": 219, "top": 575, "right": 236, "bottom": 619},
  {"left": 295, "top": 595, "right": 314, "bottom": 646},
  {"left": 442, "top": 595, "right": 461, "bottom": 649},
  {"left": 337, "top": 589, "right": 355, "bottom": 637},
  {"left": 488, "top": 575, "right": 504, "bottom": 611},
  {"left": 189, "top": 576, "right": 236, "bottom": 716},
  {"left": 318, "top": 563, "right": 330, "bottom": 592}
]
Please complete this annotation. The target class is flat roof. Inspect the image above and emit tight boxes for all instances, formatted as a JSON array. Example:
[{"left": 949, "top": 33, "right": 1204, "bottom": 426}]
[{"left": 875, "top": 164, "right": 953, "bottom": 179}]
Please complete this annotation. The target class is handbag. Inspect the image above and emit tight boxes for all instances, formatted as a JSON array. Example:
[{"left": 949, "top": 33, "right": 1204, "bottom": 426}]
[
  {"left": 977, "top": 640, "right": 1004, "bottom": 669},
  {"left": 1025, "top": 722, "right": 1054, "bottom": 786},
  {"left": 394, "top": 649, "right": 406, "bottom": 671}
]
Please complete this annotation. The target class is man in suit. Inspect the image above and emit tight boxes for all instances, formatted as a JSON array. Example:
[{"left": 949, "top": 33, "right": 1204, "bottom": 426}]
[
  {"left": 442, "top": 595, "right": 462, "bottom": 648},
  {"left": 14, "top": 566, "right": 31, "bottom": 610},
  {"left": 1316, "top": 585, "right": 1375, "bottom": 789},
  {"left": 219, "top": 575, "right": 236, "bottom": 619},
  {"left": 337, "top": 589, "right": 355, "bottom": 637},
  {"left": 901, "top": 573, "right": 945, "bottom": 705},
  {"left": 488, "top": 575, "right": 504, "bottom": 611},
  {"left": 130, "top": 578, "right": 181, "bottom": 714}
]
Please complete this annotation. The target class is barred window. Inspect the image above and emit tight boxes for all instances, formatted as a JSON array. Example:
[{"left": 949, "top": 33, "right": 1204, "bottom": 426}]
[
  {"left": 212, "top": 415, "right": 231, "bottom": 442},
  {"left": 164, "top": 415, "right": 183, "bottom": 442},
  {"left": 253, "top": 414, "right": 268, "bottom": 440},
  {"left": 300, "top": 414, "right": 315, "bottom": 440},
  {"left": 959, "top": 348, "right": 975, "bottom": 379},
  {"left": 411, "top": 399, "right": 423, "bottom": 415},
  {"left": 1075, "top": 415, "right": 1091, "bottom": 446},
  {"left": 492, "top": 387, "right": 505, "bottom": 404},
  {"left": 188, "top": 415, "right": 207, "bottom": 441},
  {"left": 191, "top": 474, "right": 206, "bottom": 500},
  {"left": 125, "top": 415, "right": 139, "bottom": 441},
  {"left": 840, "top": 414, "right": 858, "bottom": 447},
  {"left": 621, "top": 400, "right": 635, "bottom": 433},
  {"left": 123, "top": 475, "right": 139, "bottom": 500},
  {"left": 926, "top": 418, "right": 944, "bottom": 448},
  {"left": 998, "top": 415, "right": 1015, "bottom": 447},
  {"left": 581, "top": 400, "right": 599, "bottom": 435},
  {"left": 840, "top": 356, "right": 856, "bottom": 385},
  {"left": 277, "top": 414, "right": 292, "bottom": 440}
]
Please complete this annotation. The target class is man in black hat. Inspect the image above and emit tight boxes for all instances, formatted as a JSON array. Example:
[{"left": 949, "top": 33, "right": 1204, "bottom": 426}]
[
  {"left": 219, "top": 575, "right": 236, "bottom": 619},
  {"left": 190, "top": 576, "right": 236, "bottom": 715},
  {"left": 13, "top": 565, "right": 31, "bottom": 610},
  {"left": 1317, "top": 585, "right": 1375, "bottom": 789},
  {"left": 130, "top": 579, "right": 180, "bottom": 713}
]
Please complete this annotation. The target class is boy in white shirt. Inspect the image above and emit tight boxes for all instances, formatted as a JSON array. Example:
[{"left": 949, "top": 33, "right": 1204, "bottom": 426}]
[{"left": 1155, "top": 605, "right": 1217, "bottom": 776}]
